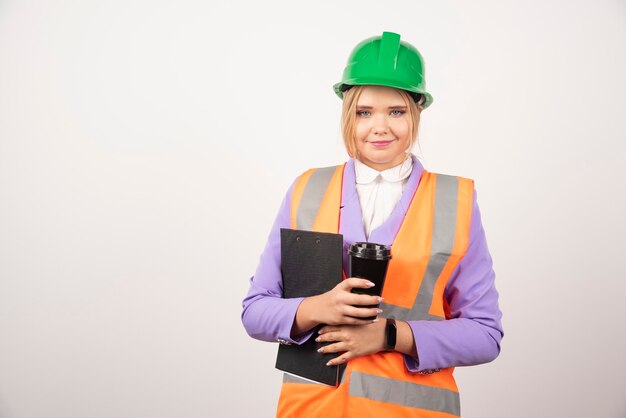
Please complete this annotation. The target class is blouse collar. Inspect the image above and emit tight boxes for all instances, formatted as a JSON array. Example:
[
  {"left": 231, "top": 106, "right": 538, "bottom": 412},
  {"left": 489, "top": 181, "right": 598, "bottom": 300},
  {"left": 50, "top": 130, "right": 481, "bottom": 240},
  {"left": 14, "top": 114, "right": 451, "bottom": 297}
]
[{"left": 354, "top": 155, "right": 413, "bottom": 185}]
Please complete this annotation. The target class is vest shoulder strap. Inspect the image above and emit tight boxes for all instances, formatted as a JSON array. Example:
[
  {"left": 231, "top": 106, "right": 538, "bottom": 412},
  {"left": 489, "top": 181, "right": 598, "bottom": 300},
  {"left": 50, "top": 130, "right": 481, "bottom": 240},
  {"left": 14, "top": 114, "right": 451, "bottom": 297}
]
[
  {"left": 428, "top": 172, "right": 475, "bottom": 257},
  {"left": 290, "top": 165, "right": 344, "bottom": 232}
]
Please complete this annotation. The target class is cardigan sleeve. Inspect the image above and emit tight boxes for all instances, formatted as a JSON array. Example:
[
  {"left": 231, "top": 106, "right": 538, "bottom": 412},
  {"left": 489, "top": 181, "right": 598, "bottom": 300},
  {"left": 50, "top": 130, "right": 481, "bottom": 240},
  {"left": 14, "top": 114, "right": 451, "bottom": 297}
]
[
  {"left": 241, "top": 180, "right": 316, "bottom": 345},
  {"left": 403, "top": 189, "right": 504, "bottom": 372}
]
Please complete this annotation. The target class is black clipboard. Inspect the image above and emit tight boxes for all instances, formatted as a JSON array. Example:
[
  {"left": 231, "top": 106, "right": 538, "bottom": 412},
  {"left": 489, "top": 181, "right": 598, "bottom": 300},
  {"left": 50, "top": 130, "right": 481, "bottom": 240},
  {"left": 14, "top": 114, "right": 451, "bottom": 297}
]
[{"left": 275, "top": 228, "right": 345, "bottom": 386}]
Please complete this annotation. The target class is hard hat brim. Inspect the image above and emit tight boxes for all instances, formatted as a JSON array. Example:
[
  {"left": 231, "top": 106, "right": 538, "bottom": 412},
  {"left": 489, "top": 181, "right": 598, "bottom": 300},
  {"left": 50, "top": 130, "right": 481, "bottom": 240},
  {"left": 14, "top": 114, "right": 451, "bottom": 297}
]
[{"left": 333, "top": 80, "right": 433, "bottom": 109}]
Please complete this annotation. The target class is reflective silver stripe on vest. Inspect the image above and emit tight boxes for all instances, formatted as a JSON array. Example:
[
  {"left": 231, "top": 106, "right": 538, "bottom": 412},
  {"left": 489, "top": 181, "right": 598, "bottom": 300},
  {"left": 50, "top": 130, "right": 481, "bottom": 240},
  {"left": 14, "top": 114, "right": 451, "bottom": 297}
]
[
  {"left": 296, "top": 166, "right": 340, "bottom": 231},
  {"left": 283, "top": 373, "right": 318, "bottom": 384},
  {"left": 380, "top": 174, "right": 459, "bottom": 322},
  {"left": 349, "top": 372, "right": 461, "bottom": 416},
  {"left": 282, "top": 367, "right": 347, "bottom": 385}
]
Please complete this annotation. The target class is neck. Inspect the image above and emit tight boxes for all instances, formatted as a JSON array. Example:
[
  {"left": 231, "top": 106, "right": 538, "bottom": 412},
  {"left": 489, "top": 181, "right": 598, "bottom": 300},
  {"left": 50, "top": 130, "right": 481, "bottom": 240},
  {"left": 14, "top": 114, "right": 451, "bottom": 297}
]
[{"left": 358, "top": 154, "right": 410, "bottom": 171}]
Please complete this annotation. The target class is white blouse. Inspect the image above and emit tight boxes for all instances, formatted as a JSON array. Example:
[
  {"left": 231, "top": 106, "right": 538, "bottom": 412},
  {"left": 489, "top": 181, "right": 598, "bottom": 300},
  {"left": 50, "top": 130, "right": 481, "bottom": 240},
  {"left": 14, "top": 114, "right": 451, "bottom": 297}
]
[{"left": 354, "top": 156, "right": 413, "bottom": 239}]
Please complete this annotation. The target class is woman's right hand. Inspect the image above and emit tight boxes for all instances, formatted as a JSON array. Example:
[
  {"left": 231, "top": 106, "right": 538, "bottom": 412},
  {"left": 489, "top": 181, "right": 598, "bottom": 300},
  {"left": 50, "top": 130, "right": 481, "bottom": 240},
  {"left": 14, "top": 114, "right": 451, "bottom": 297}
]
[{"left": 292, "top": 278, "right": 383, "bottom": 336}]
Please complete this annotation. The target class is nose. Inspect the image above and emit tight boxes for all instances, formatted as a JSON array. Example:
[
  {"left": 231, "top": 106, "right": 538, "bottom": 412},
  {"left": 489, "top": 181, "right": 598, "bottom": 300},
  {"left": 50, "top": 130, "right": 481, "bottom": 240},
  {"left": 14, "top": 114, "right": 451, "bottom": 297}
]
[{"left": 372, "top": 114, "right": 389, "bottom": 136}]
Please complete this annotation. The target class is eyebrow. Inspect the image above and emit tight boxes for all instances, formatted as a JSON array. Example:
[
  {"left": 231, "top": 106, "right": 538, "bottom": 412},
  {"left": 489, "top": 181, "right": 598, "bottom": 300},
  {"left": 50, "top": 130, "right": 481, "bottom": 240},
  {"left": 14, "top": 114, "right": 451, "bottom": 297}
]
[{"left": 356, "top": 105, "right": 407, "bottom": 109}]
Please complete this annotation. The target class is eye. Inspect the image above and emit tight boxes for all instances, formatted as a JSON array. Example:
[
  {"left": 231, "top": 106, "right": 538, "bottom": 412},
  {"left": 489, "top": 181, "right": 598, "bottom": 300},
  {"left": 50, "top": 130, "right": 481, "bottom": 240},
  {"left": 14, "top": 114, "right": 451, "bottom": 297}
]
[
  {"left": 356, "top": 110, "right": 370, "bottom": 117},
  {"left": 390, "top": 109, "right": 406, "bottom": 116}
]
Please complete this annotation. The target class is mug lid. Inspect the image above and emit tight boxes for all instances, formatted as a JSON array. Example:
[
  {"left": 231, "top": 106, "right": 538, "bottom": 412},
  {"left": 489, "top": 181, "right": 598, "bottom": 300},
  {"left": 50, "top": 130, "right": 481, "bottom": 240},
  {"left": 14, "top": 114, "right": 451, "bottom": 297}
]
[{"left": 348, "top": 242, "right": 392, "bottom": 260}]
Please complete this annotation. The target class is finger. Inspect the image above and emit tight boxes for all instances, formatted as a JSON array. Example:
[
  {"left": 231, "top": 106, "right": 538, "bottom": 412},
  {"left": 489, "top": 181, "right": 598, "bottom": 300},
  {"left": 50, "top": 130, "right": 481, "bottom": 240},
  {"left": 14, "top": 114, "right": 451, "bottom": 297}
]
[
  {"left": 348, "top": 293, "right": 384, "bottom": 306},
  {"left": 317, "top": 341, "right": 344, "bottom": 354},
  {"left": 319, "top": 326, "right": 340, "bottom": 334},
  {"left": 343, "top": 305, "right": 382, "bottom": 319},
  {"left": 326, "top": 352, "right": 351, "bottom": 367},
  {"left": 315, "top": 334, "right": 330, "bottom": 344},
  {"left": 342, "top": 277, "right": 376, "bottom": 290},
  {"left": 316, "top": 330, "right": 343, "bottom": 343}
]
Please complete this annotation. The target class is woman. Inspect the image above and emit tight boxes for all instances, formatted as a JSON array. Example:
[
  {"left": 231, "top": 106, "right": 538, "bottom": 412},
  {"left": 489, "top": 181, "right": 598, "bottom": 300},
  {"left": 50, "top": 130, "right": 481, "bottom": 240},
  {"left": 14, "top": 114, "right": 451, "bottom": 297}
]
[{"left": 242, "top": 31, "right": 503, "bottom": 418}]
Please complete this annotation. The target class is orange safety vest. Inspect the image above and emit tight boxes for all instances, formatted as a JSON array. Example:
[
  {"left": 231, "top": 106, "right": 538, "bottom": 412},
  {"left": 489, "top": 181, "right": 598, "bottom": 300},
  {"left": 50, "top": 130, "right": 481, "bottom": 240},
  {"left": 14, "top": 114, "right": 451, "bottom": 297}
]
[{"left": 278, "top": 164, "right": 474, "bottom": 418}]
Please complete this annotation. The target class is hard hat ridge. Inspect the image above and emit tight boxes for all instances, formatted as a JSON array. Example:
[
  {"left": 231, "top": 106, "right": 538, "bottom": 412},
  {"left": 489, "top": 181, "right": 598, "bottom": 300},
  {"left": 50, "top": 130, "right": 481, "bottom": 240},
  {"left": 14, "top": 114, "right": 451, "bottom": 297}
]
[{"left": 378, "top": 31, "right": 401, "bottom": 71}]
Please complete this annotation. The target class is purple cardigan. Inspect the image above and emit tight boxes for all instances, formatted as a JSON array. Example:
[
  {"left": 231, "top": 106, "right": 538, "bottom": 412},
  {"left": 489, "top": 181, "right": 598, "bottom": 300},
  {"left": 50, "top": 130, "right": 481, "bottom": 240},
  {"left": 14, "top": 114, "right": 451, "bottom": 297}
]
[{"left": 241, "top": 156, "right": 503, "bottom": 372}]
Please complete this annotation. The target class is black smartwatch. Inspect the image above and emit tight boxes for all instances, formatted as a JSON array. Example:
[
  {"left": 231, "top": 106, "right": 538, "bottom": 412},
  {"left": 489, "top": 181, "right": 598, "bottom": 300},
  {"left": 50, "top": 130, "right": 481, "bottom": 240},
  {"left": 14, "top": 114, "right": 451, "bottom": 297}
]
[{"left": 385, "top": 318, "right": 397, "bottom": 351}]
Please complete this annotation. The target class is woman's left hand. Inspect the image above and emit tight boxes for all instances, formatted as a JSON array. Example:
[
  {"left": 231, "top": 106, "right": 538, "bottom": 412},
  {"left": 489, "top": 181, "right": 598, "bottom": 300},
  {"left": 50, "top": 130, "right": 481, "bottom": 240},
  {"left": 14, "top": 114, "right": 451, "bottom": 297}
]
[{"left": 316, "top": 319, "right": 387, "bottom": 366}]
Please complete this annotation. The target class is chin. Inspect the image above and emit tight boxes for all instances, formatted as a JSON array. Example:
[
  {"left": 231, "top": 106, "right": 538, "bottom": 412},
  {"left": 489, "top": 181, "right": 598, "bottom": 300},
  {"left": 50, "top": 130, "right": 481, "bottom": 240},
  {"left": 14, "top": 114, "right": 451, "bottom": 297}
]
[
  {"left": 367, "top": 150, "right": 403, "bottom": 162},
  {"left": 360, "top": 152, "right": 407, "bottom": 169}
]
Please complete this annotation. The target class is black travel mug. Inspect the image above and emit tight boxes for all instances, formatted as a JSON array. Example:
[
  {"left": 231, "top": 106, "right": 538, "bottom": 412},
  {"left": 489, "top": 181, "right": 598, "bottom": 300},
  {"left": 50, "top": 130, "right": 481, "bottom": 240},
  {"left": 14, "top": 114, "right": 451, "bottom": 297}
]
[{"left": 348, "top": 242, "right": 392, "bottom": 320}]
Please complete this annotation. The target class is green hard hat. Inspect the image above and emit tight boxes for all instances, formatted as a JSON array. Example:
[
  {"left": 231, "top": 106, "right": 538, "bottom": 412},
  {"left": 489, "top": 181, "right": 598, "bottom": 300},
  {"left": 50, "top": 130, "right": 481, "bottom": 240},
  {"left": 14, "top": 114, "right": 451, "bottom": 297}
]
[{"left": 333, "top": 31, "right": 433, "bottom": 109}]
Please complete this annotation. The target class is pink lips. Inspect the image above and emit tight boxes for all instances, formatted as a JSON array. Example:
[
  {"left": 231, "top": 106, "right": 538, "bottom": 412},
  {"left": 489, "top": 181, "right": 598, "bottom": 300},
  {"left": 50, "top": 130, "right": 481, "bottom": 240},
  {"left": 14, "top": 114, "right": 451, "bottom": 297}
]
[{"left": 368, "top": 140, "right": 396, "bottom": 148}]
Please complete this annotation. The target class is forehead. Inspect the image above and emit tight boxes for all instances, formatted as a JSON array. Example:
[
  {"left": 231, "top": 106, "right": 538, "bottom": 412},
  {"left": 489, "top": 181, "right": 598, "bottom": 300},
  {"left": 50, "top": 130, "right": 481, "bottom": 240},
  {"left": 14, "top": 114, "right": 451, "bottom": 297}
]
[{"left": 356, "top": 85, "right": 407, "bottom": 106}]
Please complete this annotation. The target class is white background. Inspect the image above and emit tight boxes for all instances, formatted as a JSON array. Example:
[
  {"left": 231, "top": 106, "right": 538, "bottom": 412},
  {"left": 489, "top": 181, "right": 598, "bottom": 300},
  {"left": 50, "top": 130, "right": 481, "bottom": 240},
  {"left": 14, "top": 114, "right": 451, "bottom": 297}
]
[{"left": 1, "top": 1, "right": 625, "bottom": 417}]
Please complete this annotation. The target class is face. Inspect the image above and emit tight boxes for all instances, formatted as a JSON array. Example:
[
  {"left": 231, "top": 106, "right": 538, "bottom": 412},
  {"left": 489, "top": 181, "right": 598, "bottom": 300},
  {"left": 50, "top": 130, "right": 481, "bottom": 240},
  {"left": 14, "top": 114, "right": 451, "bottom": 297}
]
[{"left": 354, "top": 86, "right": 414, "bottom": 171}]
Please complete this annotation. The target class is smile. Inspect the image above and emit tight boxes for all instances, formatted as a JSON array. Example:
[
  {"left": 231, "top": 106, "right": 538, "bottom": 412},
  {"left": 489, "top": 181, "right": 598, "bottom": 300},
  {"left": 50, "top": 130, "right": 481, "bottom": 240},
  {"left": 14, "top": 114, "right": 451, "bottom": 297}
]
[{"left": 367, "top": 139, "right": 397, "bottom": 148}]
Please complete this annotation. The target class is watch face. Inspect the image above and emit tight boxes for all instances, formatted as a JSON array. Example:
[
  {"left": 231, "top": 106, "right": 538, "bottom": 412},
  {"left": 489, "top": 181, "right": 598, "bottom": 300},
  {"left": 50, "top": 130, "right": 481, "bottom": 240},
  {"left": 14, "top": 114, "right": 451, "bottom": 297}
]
[{"left": 386, "top": 319, "right": 397, "bottom": 349}]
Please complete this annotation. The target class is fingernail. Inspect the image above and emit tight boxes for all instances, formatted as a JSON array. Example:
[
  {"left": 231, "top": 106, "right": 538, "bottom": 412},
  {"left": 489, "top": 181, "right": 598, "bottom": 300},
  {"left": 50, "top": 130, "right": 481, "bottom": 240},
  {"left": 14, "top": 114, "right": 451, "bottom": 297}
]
[
  {"left": 376, "top": 309, "right": 383, "bottom": 314},
  {"left": 366, "top": 281, "right": 375, "bottom": 287},
  {"left": 326, "top": 361, "right": 332, "bottom": 366},
  {"left": 378, "top": 297, "right": 384, "bottom": 303},
  {"left": 315, "top": 337, "right": 321, "bottom": 342},
  {"left": 372, "top": 318, "right": 379, "bottom": 323},
  {"left": 317, "top": 348, "right": 324, "bottom": 353},
  {"left": 318, "top": 329, "right": 324, "bottom": 334}
]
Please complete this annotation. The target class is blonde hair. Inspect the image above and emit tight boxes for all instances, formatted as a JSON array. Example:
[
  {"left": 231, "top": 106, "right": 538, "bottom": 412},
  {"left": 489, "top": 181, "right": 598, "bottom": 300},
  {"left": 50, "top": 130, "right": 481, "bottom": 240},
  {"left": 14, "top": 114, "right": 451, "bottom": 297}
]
[{"left": 341, "top": 85, "right": 422, "bottom": 158}]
